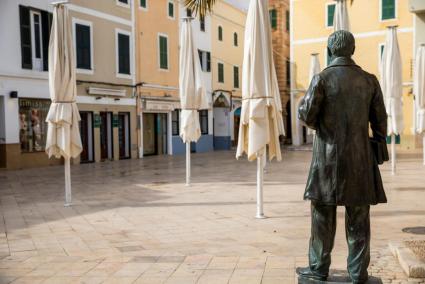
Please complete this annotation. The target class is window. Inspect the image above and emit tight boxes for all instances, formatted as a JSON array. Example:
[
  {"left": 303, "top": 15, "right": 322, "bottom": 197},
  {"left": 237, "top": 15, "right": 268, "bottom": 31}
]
[
  {"left": 19, "top": 99, "right": 50, "bottom": 153},
  {"left": 286, "top": 59, "right": 291, "bottom": 87},
  {"left": 233, "top": 32, "right": 238, "bottom": 47},
  {"left": 168, "top": 0, "right": 174, "bottom": 19},
  {"left": 270, "top": 9, "right": 277, "bottom": 29},
  {"left": 117, "top": 31, "right": 131, "bottom": 75},
  {"left": 159, "top": 35, "right": 168, "bottom": 70},
  {"left": 233, "top": 66, "right": 239, "bottom": 88},
  {"left": 286, "top": 10, "right": 290, "bottom": 32},
  {"left": 218, "top": 63, "right": 224, "bottom": 83},
  {"left": 117, "top": 0, "right": 129, "bottom": 6},
  {"left": 326, "top": 3, "right": 336, "bottom": 27},
  {"left": 381, "top": 0, "right": 396, "bottom": 20},
  {"left": 172, "top": 110, "right": 179, "bottom": 136},
  {"left": 19, "top": 5, "right": 52, "bottom": 71},
  {"left": 75, "top": 21, "right": 92, "bottom": 71},
  {"left": 199, "top": 110, "right": 208, "bottom": 135},
  {"left": 140, "top": 0, "right": 147, "bottom": 9},
  {"left": 186, "top": 8, "right": 192, "bottom": 17},
  {"left": 198, "top": 50, "right": 211, "bottom": 72},
  {"left": 200, "top": 16, "right": 205, "bottom": 32},
  {"left": 218, "top": 26, "right": 223, "bottom": 41}
]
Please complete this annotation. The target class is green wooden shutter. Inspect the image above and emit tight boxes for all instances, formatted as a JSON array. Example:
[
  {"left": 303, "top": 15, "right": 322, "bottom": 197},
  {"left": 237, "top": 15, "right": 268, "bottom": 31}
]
[
  {"left": 118, "top": 34, "right": 130, "bottom": 74},
  {"left": 218, "top": 63, "right": 224, "bottom": 83},
  {"left": 168, "top": 2, "right": 172, "bottom": 17},
  {"left": 269, "top": 9, "right": 277, "bottom": 29},
  {"left": 76, "top": 24, "right": 91, "bottom": 70},
  {"left": 233, "top": 66, "right": 239, "bottom": 88},
  {"left": 218, "top": 26, "right": 223, "bottom": 41},
  {"left": 159, "top": 36, "right": 168, "bottom": 69},
  {"left": 327, "top": 4, "right": 335, "bottom": 27},
  {"left": 382, "top": 0, "right": 395, "bottom": 20},
  {"left": 140, "top": 0, "right": 146, "bottom": 8},
  {"left": 19, "top": 5, "right": 32, "bottom": 69}
]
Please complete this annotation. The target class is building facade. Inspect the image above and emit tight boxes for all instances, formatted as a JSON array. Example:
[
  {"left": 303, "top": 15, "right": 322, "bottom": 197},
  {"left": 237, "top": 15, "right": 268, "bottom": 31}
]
[
  {"left": 290, "top": 0, "right": 416, "bottom": 149},
  {"left": 269, "top": 0, "right": 291, "bottom": 143},
  {"left": 0, "top": 0, "right": 138, "bottom": 169},
  {"left": 211, "top": 1, "right": 246, "bottom": 150}
]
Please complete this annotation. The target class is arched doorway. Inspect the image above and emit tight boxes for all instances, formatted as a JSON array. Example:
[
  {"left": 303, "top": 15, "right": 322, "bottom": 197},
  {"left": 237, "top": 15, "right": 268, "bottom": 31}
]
[{"left": 213, "top": 93, "right": 231, "bottom": 150}]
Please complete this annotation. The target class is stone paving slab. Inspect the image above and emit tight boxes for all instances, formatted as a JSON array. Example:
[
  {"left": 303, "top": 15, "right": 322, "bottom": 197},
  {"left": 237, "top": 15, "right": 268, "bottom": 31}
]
[{"left": 0, "top": 151, "right": 424, "bottom": 283}]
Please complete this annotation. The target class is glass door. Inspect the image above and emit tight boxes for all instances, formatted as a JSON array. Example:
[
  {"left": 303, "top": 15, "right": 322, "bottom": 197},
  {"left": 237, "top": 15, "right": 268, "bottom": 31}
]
[
  {"left": 100, "top": 112, "right": 113, "bottom": 161},
  {"left": 143, "top": 113, "right": 156, "bottom": 156},
  {"left": 79, "top": 111, "right": 94, "bottom": 163},
  {"left": 118, "top": 112, "right": 130, "bottom": 159}
]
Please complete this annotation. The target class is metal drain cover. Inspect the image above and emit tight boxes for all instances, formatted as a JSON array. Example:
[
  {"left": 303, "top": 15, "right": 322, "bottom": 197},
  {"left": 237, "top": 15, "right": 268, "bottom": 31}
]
[{"left": 402, "top": 227, "right": 425, "bottom": 235}]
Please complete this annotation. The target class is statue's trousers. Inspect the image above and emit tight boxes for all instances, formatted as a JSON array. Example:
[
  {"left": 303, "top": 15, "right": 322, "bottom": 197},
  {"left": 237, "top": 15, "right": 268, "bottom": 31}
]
[{"left": 308, "top": 202, "right": 371, "bottom": 281}]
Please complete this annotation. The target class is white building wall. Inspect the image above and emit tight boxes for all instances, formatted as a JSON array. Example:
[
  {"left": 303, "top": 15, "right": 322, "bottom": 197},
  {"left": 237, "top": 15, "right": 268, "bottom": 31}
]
[{"left": 0, "top": 0, "right": 52, "bottom": 144}]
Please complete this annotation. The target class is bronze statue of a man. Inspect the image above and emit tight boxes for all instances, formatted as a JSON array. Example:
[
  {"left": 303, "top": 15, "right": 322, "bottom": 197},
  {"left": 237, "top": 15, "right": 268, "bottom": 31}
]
[{"left": 296, "top": 30, "right": 389, "bottom": 284}]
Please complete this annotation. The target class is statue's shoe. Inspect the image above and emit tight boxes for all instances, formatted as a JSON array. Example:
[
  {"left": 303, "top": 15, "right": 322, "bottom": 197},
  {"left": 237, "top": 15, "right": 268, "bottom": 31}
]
[{"left": 296, "top": 267, "right": 328, "bottom": 281}]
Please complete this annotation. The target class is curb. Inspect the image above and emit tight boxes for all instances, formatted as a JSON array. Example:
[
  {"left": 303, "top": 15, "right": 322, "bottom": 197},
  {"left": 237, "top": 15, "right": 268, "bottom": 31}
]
[{"left": 389, "top": 241, "right": 425, "bottom": 278}]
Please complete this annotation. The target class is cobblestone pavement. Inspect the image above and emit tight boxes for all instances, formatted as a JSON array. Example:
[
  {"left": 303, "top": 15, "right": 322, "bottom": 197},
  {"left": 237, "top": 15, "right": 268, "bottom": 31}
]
[{"left": 0, "top": 150, "right": 424, "bottom": 283}]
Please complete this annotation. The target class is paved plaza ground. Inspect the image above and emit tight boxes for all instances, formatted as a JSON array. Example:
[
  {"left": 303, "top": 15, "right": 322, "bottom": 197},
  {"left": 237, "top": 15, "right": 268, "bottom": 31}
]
[{"left": 0, "top": 150, "right": 424, "bottom": 284}]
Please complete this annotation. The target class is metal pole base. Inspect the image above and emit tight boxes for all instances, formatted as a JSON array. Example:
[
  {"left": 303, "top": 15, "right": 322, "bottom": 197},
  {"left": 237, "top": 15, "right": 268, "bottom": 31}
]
[
  {"left": 64, "top": 203, "right": 72, "bottom": 207},
  {"left": 255, "top": 214, "right": 267, "bottom": 219}
]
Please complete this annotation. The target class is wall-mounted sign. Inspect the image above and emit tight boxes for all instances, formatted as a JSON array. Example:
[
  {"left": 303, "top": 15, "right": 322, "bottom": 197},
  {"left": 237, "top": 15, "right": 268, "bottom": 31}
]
[
  {"left": 144, "top": 100, "right": 179, "bottom": 112},
  {"left": 94, "top": 114, "right": 101, "bottom": 128}
]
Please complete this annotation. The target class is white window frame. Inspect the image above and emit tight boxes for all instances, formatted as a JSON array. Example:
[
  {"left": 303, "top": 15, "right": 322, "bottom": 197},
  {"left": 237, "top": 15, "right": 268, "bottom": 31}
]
[
  {"left": 325, "top": 2, "right": 336, "bottom": 29},
  {"left": 115, "top": 28, "right": 133, "bottom": 79},
  {"left": 72, "top": 18, "right": 94, "bottom": 75},
  {"left": 116, "top": 0, "right": 130, "bottom": 8},
  {"left": 158, "top": 33, "right": 169, "bottom": 71},
  {"left": 139, "top": 0, "right": 148, "bottom": 11},
  {"left": 380, "top": 0, "right": 397, "bottom": 22},
  {"left": 167, "top": 0, "right": 175, "bottom": 20},
  {"left": 30, "top": 10, "right": 44, "bottom": 71},
  {"left": 217, "top": 61, "right": 225, "bottom": 83}
]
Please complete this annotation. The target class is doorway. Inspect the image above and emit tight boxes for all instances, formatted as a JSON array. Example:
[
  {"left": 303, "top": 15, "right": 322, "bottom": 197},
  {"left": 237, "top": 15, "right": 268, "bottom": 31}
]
[
  {"left": 143, "top": 113, "right": 168, "bottom": 156},
  {"left": 100, "top": 112, "right": 113, "bottom": 161},
  {"left": 233, "top": 107, "right": 241, "bottom": 147},
  {"left": 79, "top": 111, "right": 94, "bottom": 163},
  {"left": 118, "top": 112, "right": 130, "bottom": 159}
]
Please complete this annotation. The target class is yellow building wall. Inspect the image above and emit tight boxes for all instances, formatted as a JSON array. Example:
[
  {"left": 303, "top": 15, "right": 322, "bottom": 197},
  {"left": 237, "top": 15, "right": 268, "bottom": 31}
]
[
  {"left": 211, "top": 1, "right": 246, "bottom": 99},
  {"left": 135, "top": 0, "right": 179, "bottom": 98},
  {"left": 292, "top": 0, "right": 416, "bottom": 149}
]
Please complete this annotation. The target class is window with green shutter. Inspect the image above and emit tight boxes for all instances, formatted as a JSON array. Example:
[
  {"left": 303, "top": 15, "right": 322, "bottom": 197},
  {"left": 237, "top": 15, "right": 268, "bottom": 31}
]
[
  {"left": 140, "top": 0, "right": 147, "bottom": 9},
  {"left": 159, "top": 35, "right": 168, "bottom": 70},
  {"left": 168, "top": 1, "right": 174, "bottom": 18},
  {"left": 118, "top": 33, "right": 130, "bottom": 75},
  {"left": 218, "top": 63, "right": 224, "bottom": 83},
  {"left": 218, "top": 26, "right": 223, "bottom": 41},
  {"left": 381, "top": 0, "right": 395, "bottom": 20},
  {"left": 269, "top": 9, "right": 277, "bottom": 29},
  {"left": 327, "top": 4, "right": 335, "bottom": 27},
  {"left": 233, "top": 66, "right": 239, "bottom": 88}
]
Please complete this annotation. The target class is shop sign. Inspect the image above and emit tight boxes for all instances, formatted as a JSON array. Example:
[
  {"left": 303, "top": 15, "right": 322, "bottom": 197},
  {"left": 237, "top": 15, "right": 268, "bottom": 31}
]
[
  {"left": 94, "top": 114, "right": 101, "bottom": 128},
  {"left": 145, "top": 100, "right": 179, "bottom": 112}
]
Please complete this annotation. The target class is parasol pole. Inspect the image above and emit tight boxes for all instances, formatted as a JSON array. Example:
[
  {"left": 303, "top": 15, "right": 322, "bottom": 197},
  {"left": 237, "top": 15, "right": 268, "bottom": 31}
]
[
  {"left": 423, "top": 135, "right": 425, "bottom": 166},
  {"left": 186, "top": 142, "right": 191, "bottom": 186},
  {"left": 256, "top": 154, "right": 266, "bottom": 219},
  {"left": 64, "top": 157, "right": 72, "bottom": 206},
  {"left": 391, "top": 134, "right": 396, "bottom": 175}
]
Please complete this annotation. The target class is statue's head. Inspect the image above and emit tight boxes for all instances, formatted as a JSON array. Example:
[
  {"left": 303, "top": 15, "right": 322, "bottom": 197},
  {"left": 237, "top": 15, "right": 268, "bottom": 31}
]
[{"left": 327, "top": 30, "right": 355, "bottom": 59}]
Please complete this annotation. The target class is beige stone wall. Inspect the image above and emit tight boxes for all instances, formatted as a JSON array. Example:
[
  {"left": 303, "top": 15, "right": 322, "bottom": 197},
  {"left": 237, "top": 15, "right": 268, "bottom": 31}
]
[
  {"left": 269, "top": 0, "right": 290, "bottom": 132},
  {"left": 135, "top": 0, "right": 179, "bottom": 99},
  {"left": 70, "top": 0, "right": 132, "bottom": 20},
  {"left": 211, "top": 1, "right": 246, "bottom": 99}
]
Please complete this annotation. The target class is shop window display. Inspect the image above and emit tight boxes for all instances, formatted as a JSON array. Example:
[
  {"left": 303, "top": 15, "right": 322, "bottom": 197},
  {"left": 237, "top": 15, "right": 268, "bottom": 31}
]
[{"left": 19, "top": 99, "right": 50, "bottom": 152}]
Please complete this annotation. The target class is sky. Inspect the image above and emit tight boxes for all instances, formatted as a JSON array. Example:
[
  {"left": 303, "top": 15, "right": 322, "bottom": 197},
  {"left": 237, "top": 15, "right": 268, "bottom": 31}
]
[{"left": 224, "top": 0, "right": 249, "bottom": 11}]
